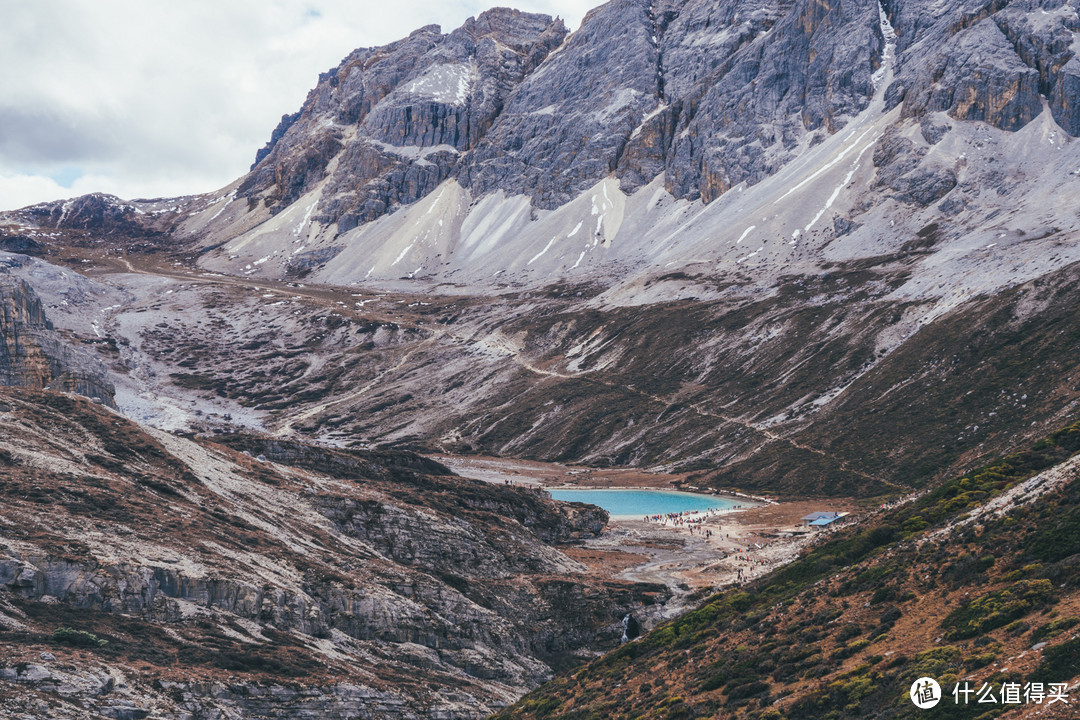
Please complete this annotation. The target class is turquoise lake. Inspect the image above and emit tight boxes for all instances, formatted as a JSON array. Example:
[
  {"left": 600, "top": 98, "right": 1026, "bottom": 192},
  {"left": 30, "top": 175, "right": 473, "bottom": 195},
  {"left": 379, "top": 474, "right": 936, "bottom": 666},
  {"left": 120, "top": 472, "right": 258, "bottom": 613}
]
[{"left": 547, "top": 488, "right": 742, "bottom": 518}]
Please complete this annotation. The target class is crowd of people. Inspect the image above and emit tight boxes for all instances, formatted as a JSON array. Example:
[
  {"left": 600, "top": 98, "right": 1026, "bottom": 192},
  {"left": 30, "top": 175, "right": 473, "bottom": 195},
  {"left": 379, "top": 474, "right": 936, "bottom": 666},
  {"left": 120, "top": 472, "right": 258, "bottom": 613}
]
[
  {"left": 642, "top": 506, "right": 745, "bottom": 530},
  {"left": 639, "top": 506, "right": 781, "bottom": 585}
]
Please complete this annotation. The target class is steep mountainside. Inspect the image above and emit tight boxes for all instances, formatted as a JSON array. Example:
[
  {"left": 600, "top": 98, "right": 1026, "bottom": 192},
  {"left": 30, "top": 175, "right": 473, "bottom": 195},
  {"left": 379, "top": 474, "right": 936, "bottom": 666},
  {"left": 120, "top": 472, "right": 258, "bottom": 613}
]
[
  {"left": 164, "top": 0, "right": 1080, "bottom": 294},
  {"left": 0, "top": 388, "right": 666, "bottom": 719},
  {"left": 495, "top": 421, "right": 1080, "bottom": 719},
  {"left": 0, "top": 0, "right": 1079, "bottom": 502}
]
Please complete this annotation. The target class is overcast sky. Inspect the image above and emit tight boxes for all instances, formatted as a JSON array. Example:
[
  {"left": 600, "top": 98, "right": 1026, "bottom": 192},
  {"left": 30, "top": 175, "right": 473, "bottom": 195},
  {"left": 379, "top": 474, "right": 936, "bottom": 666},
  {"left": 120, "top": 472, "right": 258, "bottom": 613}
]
[{"left": 0, "top": 0, "right": 596, "bottom": 211}]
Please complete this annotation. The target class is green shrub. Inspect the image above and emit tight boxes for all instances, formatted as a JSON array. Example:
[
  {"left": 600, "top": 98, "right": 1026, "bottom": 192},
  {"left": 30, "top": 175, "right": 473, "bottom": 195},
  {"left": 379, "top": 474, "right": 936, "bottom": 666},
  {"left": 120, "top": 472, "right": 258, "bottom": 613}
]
[
  {"left": 942, "top": 579, "right": 1055, "bottom": 640},
  {"left": 941, "top": 554, "right": 995, "bottom": 587},
  {"left": 912, "top": 646, "right": 962, "bottom": 678},
  {"left": 52, "top": 626, "right": 107, "bottom": 647},
  {"left": 532, "top": 698, "right": 560, "bottom": 717},
  {"left": 966, "top": 652, "right": 998, "bottom": 669},
  {"left": 870, "top": 586, "right": 896, "bottom": 604},
  {"left": 836, "top": 624, "right": 863, "bottom": 642},
  {"left": 1029, "top": 636, "right": 1080, "bottom": 684},
  {"left": 1032, "top": 616, "right": 1080, "bottom": 642},
  {"left": 1029, "top": 508, "right": 1080, "bottom": 563}
]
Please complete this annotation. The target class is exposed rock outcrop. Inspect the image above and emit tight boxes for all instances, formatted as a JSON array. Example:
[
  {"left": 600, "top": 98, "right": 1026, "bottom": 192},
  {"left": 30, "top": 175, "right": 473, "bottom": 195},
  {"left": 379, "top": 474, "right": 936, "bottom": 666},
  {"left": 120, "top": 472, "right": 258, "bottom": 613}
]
[
  {"left": 0, "top": 279, "right": 114, "bottom": 405},
  {"left": 237, "top": 8, "right": 568, "bottom": 229},
  {"left": 899, "top": 18, "right": 1042, "bottom": 131},
  {"left": 460, "top": 0, "right": 663, "bottom": 207}
]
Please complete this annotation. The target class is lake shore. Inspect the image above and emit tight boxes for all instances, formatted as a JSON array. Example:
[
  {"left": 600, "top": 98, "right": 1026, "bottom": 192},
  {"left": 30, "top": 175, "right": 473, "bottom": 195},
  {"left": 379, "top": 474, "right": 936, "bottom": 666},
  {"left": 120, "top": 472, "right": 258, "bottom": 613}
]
[{"left": 428, "top": 453, "right": 860, "bottom": 616}]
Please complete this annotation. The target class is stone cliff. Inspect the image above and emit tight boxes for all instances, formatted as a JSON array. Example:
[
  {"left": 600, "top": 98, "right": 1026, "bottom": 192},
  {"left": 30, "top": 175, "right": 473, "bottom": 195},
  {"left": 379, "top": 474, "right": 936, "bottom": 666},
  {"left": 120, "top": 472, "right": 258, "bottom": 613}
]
[
  {"left": 0, "top": 275, "right": 114, "bottom": 406},
  {"left": 237, "top": 8, "right": 567, "bottom": 232},
  {"left": 233, "top": 0, "right": 887, "bottom": 215},
  {"left": 0, "top": 389, "right": 667, "bottom": 719},
  {"left": 6, "top": 0, "right": 1080, "bottom": 296},
  {"left": 224, "top": 0, "right": 1080, "bottom": 222}
]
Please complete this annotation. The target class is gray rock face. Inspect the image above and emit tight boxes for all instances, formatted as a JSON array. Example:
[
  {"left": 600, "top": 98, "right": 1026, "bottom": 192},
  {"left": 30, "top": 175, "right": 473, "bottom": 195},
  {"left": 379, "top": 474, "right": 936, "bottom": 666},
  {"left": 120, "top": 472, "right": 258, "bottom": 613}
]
[
  {"left": 887, "top": 0, "right": 1080, "bottom": 134},
  {"left": 872, "top": 126, "right": 957, "bottom": 205},
  {"left": 89, "top": 0, "right": 1056, "bottom": 297},
  {"left": 239, "top": 0, "right": 889, "bottom": 215},
  {"left": 899, "top": 18, "right": 1042, "bottom": 131},
  {"left": 460, "top": 0, "right": 663, "bottom": 206},
  {"left": 0, "top": 279, "right": 115, "bottom": 405},
  {"left": 9, "top": 0, "right": 1080, "bottom": 276},
  {"left": 237, "top": 9, "right": 567, "bottom": 229},
  {"left": 664, "top": 0, "right": 884, "bottom": 202}
]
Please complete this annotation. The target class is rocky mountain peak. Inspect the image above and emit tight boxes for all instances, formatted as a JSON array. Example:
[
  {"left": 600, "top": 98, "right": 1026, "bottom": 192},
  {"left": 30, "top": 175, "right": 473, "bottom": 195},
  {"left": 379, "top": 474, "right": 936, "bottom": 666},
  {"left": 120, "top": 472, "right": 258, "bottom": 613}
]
[{"left": 235, "top": 8, "right": 567, "bottom": 231}]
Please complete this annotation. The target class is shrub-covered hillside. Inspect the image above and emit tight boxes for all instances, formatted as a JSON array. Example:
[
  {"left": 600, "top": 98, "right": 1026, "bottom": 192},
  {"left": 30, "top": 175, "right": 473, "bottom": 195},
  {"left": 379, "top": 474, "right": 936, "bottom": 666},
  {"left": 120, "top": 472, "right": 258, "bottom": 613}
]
[{"left": 495, "top": 422, "right": 1080, "bottom": 719}]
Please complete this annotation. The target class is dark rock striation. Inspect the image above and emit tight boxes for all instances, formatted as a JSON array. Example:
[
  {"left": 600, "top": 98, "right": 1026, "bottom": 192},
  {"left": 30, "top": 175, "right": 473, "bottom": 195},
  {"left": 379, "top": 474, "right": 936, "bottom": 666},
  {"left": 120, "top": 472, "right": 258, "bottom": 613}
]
[
  {"left": 662, "top": 0, "right": 884, "bottom": 202},
  {"left": 459, "top": 0, "right": 664, "bottom": 207}
]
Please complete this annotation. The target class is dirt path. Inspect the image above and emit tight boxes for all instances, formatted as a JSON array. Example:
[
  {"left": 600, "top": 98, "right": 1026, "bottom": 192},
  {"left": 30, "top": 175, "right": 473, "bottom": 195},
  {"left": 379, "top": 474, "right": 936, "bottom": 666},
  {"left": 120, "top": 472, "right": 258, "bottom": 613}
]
[{"left": 102, "top": 254, "right": 901, "bottom": 490}]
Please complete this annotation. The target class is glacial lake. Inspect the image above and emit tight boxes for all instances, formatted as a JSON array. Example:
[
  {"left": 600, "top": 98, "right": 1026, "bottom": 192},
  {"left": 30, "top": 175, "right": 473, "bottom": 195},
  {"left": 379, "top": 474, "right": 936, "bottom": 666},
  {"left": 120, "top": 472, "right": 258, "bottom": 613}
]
[{"left": 547, "top": 488, "right": 744, "bottom": 518}]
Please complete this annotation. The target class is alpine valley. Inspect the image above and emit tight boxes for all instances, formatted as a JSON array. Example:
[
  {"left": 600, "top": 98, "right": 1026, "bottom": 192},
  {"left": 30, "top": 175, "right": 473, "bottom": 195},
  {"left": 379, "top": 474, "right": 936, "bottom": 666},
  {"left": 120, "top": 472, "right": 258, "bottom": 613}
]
[{"left": 2, "top": 0, "right": 1080, "bottom": 718}]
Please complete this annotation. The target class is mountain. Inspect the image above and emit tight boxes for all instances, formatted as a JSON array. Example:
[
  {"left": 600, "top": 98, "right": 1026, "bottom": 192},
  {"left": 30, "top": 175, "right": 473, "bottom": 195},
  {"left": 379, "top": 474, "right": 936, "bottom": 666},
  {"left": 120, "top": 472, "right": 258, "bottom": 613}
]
[
  {"left": 2, "top": 0, "right": 1080, "bottom": 716},
  {"left": 0, "top": 267, "right": 114, "bottom": 406},
  {"left": 0, "top": 388, "right": 665, "bottom": 719},
  {"left": 175, "top": 0, "right": 1080, "bottom": 295},
  {"left": 1, "top": 0, "right": 1078, "bottom": 502}
]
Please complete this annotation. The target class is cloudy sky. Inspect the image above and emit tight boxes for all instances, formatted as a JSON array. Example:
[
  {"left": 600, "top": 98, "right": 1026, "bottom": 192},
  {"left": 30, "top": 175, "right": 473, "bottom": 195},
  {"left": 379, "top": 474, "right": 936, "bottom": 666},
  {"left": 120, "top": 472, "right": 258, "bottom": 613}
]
[{"left": 0, "top": 0, "right": 596, "bottom": 211}]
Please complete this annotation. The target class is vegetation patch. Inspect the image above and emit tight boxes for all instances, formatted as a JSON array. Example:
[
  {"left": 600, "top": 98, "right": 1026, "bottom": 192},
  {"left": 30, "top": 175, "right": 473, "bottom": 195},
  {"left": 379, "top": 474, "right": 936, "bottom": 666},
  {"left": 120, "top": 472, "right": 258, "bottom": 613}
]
[
  {"left": 52, "top": 626, "right": 108, "bottom": 647},
  {"left": 1029, "top": 636, "right": 1080, "bottom": 684},
  {"left": 942, "top": 579, "right": 1056, "bottom": 640}
]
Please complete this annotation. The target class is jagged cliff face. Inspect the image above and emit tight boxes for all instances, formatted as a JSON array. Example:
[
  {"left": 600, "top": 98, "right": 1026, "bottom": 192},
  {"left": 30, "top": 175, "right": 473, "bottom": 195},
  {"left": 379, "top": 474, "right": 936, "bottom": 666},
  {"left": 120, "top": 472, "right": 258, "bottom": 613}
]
[
  {"left": 0, "top": 274, "right": 114, "bottom": 405},
  {"left": 7, "top": 0, "right": 1080, "bottom": 300},
  {"left": 225, "top": 0, "right": 886, "bottom": 215},
  {"left": 0, "top": 389, "right": 666, "bottom": 719},
  {"left": 238, "top": 9, "right": 568, "bottom": 230},
  {"left": 148, "top": 0, "right": 1080, "bottom": 295}
]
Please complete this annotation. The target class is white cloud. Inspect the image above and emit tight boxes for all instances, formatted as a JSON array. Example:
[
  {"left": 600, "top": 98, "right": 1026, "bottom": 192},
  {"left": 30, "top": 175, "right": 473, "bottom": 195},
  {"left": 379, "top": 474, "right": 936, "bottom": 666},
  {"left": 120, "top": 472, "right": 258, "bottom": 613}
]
[{"left": 0, "top": 0, "right": 597, "bottom": 211}]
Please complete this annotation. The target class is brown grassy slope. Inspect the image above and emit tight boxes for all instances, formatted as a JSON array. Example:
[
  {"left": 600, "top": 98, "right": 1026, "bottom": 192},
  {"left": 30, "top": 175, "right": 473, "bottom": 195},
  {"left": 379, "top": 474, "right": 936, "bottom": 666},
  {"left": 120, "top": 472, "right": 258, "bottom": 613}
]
[{"left": 493, "top": 421, "right": 1080, "bottom": 720}]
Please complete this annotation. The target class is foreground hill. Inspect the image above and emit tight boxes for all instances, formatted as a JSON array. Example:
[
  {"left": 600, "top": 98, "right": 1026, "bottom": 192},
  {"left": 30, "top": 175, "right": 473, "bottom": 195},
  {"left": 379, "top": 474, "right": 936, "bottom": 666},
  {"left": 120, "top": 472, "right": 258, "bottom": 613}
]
[
  {"left": 496, "top": 421, "right": 1080, "bottom": 719},
  {"left": 0, "top": 388, "right": 666, "bottom": 719}
]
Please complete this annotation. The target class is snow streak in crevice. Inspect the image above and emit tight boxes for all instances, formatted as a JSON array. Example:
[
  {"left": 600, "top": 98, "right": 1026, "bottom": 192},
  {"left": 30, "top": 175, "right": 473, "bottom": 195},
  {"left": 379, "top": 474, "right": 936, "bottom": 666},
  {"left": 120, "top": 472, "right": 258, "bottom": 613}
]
[{"left": 872, "top": 0, "right": 898, "bottom": 92}]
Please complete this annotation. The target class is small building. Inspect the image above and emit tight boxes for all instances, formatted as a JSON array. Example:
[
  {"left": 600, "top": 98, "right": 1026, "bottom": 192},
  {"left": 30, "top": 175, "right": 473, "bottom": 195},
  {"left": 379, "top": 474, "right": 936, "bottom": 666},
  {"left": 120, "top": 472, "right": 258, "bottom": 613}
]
[{"left": 801, "top": 511, "right": 840, "bottom": 527}]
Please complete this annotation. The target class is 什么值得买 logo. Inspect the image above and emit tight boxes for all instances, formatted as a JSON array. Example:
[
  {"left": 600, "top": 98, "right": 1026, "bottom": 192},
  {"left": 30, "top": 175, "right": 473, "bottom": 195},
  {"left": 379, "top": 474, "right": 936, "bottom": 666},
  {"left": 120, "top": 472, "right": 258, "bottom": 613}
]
[
  {"left": 910, "top": 678, "right": 941, "bottom": 709},
  {"left": 908, "top": 678, "right": 1071, "bottom": 709}
]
